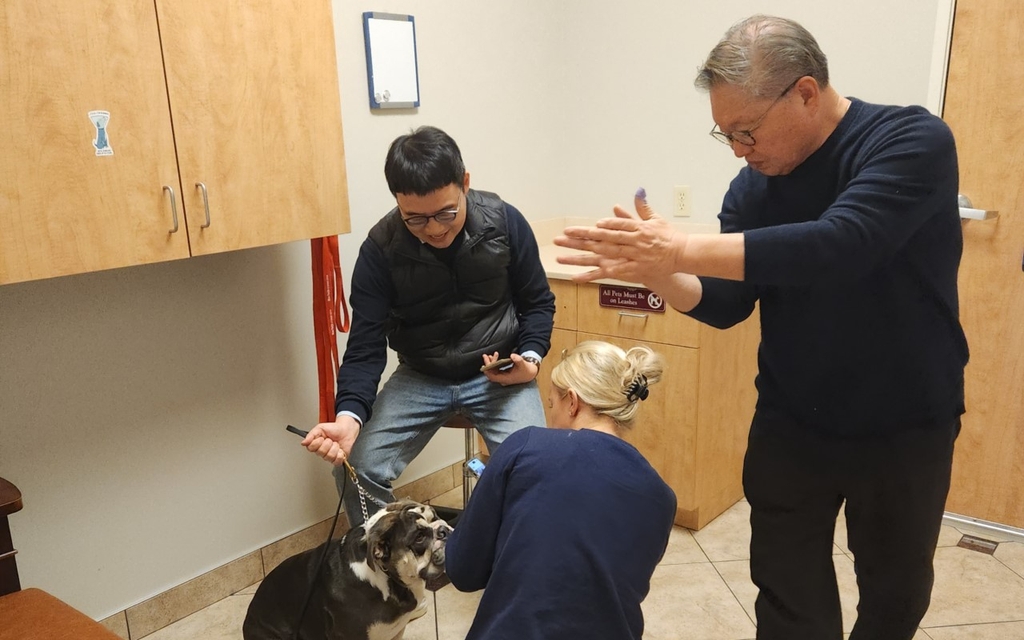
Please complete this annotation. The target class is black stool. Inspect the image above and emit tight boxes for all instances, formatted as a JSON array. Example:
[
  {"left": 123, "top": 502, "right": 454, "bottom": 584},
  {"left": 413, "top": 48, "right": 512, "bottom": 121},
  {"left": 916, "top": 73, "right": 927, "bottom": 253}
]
[
  {"left": 431, "top": 414, "right": 480, "bottom": 528},
  {"left": 446, "top": 414, "right": 479, "bottom": 507}
]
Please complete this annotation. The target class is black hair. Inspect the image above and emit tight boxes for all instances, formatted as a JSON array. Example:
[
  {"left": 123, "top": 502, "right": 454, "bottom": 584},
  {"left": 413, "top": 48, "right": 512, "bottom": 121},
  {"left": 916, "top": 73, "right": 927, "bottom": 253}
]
[{"left": 383, "top": 126, "right": 466, "bottom": 196}]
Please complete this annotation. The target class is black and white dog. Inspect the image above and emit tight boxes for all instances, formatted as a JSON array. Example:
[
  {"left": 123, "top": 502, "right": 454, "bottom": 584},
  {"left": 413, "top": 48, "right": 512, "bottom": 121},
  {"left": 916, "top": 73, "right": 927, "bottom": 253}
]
[{"left": 243, "top": 500, "right": 452, "bottom": 640}]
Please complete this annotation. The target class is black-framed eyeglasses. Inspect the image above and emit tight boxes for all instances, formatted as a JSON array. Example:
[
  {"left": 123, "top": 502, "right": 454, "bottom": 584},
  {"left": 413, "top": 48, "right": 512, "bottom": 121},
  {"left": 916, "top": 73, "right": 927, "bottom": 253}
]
[
  {"left": 400, "top": 192, "right": 463, "bottom": 228},
  {"left": 709, "top": 77, "right": 801, "bottom": 148}
]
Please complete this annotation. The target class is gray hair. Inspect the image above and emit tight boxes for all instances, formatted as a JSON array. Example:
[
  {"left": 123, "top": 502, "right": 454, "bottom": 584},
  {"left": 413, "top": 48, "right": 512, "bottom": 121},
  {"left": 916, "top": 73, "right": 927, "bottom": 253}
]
[
  {"left": 550, "top": 340, "right": 664, "bottom": 430},
  {"left": 694, "top": 15, "right": 829, "bottom": 99}
]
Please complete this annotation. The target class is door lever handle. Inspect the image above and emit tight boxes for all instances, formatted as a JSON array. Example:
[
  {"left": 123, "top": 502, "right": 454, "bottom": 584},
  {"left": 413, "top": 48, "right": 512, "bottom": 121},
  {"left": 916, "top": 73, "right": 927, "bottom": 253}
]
[{"left": 958, "top": 194, "right": 998, "bottom": 220}]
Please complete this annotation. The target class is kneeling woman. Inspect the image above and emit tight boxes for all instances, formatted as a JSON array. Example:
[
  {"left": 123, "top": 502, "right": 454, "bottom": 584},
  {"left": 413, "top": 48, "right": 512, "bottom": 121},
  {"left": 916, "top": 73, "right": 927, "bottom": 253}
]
[{"left": 445, "top": 340, "right": 677, "bottom": 640}]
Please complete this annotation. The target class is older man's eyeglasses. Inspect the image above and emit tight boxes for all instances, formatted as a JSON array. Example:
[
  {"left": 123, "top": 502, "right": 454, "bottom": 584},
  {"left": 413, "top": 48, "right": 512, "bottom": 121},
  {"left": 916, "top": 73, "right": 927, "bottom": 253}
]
[
  {"left": 709, "top": 77, "right": 801, "bottom": 148},
  {"left": 400, "top": 193, "right": 463, "bottom": 228}
]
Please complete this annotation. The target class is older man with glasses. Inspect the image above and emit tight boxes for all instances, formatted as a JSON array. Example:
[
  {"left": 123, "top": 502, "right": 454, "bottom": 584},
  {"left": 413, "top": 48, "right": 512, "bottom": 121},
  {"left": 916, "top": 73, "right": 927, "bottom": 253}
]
[
  {"left": 303, "top": 125, "right": 554, "bottom": 528},
  {"left": 556, "top": 14, "right": 967, "bottom": 640}
]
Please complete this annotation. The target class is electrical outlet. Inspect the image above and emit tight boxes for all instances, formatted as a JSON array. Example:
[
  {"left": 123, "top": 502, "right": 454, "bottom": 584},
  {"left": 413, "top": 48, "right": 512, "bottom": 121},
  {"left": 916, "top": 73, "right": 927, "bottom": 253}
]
[{"left": 673, "top": 185, "right": 692, "bottom": 217}]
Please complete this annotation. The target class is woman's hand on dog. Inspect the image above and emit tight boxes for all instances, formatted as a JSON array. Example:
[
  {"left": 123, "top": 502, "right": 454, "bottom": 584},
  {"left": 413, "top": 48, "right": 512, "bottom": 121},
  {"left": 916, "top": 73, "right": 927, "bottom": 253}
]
[{"left": 302, "top": 416, "right": 361, "bottom": 466}]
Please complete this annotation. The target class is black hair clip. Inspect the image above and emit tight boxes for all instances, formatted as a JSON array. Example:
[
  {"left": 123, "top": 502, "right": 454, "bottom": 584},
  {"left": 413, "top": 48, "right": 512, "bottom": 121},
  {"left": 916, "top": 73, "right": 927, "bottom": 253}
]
[{"left": 626, "top": 374, "right": 649, "bottom": 402}]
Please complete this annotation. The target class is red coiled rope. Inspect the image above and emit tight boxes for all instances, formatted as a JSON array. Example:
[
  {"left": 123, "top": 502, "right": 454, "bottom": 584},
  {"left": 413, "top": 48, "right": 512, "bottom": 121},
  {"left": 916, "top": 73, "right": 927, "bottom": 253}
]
[{"left": 311, "top": 236, "right": 350, "bottom": 422}]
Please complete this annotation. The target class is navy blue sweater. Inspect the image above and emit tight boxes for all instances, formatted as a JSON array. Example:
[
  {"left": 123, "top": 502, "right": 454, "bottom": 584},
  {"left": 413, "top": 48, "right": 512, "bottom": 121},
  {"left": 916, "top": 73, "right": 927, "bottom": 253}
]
[
  {"left": 335, "top": 200, "right": 554, "bottom": 424},
  {"left": 688, "top": 99, "right": 969, "bottom": 436},
  {"left": 445, "top": 427, "right": 676, "bottom": 640}
]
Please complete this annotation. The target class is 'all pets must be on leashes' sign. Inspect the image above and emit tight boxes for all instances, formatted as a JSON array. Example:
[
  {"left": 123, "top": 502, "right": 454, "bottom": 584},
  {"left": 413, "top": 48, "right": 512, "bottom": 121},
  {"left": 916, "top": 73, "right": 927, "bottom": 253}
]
[{"left": 598, "top": 284, "right": 666, "bottom": 313}]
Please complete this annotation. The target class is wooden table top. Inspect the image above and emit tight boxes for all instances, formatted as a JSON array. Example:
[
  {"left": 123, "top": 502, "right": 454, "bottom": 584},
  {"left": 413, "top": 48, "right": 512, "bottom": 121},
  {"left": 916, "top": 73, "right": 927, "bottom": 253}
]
[{"left": 0, "top": 478, "right": 23, "bottom": 517}]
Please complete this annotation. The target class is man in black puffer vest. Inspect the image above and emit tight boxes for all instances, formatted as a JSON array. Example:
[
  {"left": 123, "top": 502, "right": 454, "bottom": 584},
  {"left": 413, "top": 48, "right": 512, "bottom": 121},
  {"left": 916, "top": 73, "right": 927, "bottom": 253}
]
[{"left": 303, "top": 126, "right": 555, "bottom": 527}]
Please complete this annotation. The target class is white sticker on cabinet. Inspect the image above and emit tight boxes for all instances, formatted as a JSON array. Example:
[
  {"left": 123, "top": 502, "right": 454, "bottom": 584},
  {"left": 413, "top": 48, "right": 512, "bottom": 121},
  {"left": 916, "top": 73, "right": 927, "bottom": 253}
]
[{"left": 88, "top": 110, "right": 113, "bottom": 156}]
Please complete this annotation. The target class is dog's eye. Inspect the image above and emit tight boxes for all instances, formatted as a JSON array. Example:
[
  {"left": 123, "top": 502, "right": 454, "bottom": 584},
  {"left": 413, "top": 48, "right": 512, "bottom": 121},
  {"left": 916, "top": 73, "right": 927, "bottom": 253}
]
[{"left": 414, "top": 530, "right": 428, "bottom": 542}]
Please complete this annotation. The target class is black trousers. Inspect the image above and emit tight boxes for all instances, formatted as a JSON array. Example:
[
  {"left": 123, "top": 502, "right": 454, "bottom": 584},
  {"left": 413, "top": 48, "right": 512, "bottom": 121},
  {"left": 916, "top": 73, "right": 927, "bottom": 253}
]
[{"left": 743, "top": 411, "right": 960, "bottom": 640}]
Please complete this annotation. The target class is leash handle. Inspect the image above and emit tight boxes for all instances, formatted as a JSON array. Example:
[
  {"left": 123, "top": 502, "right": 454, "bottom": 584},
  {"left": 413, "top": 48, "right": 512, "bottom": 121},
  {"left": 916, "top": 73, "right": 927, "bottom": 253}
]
[{"left": 287, "top": 424, "right": 386, "bottom": 521}]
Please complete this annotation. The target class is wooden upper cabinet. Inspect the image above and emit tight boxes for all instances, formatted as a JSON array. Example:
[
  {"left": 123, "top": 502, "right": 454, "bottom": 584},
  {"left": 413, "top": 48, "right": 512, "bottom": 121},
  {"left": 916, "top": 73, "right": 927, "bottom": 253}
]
[
  {"left": 0, "top": 0, "right": 187, "bottom": 284},
  {"left": 0, "top": 0, "right": 350, "bottom": 285},
  {"left": 156, "top": 0, "right": 350, "bottom": 255}
]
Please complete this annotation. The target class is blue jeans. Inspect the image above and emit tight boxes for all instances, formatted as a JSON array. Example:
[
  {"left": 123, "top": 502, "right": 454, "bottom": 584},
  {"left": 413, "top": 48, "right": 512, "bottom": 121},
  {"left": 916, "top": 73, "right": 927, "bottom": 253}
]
[{"left": 334, "top": 364, "right": 546, "bottom": 526}]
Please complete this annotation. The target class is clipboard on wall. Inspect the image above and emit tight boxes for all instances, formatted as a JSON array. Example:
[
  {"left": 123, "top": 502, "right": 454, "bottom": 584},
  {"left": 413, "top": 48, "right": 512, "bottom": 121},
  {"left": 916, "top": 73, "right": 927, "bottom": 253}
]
[{"left": 362, "top": 12, "right": 420, "bottom": 109}]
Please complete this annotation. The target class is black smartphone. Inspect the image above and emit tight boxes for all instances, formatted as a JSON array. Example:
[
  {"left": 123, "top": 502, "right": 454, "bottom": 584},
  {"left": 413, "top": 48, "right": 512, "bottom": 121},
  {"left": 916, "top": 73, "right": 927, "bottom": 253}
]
[
  {"left": 285, "top": 424, "right": 308, "bottom": 438},
  {"left": 480, "top": 357, "right": 514, "bottom": 372}
]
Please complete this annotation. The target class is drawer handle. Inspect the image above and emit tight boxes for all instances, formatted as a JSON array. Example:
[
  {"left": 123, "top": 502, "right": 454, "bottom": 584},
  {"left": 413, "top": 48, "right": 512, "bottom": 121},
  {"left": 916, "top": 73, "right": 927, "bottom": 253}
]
[{"left": 618, "top": 311, "right": 648, "bottom": 319}]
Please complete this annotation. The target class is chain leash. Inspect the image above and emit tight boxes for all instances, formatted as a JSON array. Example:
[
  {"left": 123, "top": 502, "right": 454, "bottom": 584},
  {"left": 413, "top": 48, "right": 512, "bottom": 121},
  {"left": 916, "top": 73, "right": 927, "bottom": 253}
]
[{"left": 342, "top": 459, "right": 388, "bottom": 524}]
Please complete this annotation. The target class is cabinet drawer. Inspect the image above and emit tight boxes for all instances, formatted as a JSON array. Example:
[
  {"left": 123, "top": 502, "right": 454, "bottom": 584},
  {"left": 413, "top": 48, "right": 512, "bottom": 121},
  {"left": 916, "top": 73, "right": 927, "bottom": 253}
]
[
  {"left": 549, "top": 279, "right": 577, "bottom": 331},
  {"left": 577, "top": 283, "right": 700, "bottom": 348}
]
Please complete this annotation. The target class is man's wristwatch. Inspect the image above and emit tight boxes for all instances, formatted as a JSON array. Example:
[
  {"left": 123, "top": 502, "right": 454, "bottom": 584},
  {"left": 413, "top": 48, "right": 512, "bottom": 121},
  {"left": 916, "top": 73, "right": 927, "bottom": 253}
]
[{"left": 522, "top": 355, "right": 541, "bottom": 367}]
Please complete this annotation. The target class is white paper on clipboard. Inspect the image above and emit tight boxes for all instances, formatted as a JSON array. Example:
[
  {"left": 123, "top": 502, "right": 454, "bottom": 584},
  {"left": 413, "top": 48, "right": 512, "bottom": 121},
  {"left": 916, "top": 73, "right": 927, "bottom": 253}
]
[{"left": 363, "top": 13, "right": 420, "bottom": 109}]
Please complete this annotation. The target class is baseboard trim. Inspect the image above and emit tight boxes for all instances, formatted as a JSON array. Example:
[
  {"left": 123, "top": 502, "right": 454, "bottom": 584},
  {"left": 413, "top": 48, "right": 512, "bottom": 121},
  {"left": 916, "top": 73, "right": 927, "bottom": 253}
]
[{"left": 943, "top": 511, "right": 1024, "bottom": 544}]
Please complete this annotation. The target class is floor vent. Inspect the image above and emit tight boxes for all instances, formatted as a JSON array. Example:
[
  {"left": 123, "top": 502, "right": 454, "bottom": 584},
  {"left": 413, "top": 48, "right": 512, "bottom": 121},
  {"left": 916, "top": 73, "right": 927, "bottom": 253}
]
[{"left": 957, "top": 534, "right": 999, "bottom": 555}]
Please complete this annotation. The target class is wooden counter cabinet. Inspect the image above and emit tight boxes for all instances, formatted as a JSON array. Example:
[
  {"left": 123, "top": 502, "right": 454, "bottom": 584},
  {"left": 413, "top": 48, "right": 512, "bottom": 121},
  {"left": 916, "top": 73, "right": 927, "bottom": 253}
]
[
  {"left": 535, "top": 279, "right": 578, "bottom": 424},
  {"left": 546, "top": 279, "right": 760, "bottom": 530}
]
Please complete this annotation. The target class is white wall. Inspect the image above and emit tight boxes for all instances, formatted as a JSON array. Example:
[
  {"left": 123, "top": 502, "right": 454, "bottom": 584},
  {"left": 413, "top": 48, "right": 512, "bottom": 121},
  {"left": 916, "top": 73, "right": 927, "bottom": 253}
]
[
  {"left": 0, "top": 0, "right": 949, "bottom": 619},
  {"left": 548, "top": 0, "right": 945, "bottom": 222}
]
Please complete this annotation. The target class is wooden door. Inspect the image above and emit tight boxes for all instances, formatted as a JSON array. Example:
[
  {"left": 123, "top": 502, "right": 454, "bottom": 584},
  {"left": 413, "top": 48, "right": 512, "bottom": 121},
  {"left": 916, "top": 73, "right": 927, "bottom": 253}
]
[
  {"left": 942, "top": 0, "right": 1024, "bottom": 528},
  {"left": 155, "top": 0, "right": 350, "bottom": 255},
  {"left": 0, "top": 0, "right": 187, "bottom": 285}
]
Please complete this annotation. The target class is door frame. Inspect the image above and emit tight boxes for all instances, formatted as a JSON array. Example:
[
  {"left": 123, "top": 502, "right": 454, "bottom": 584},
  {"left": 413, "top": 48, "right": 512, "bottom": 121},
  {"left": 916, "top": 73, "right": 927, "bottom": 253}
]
[{"left": 926, "top": 0, "right": 957, "bottom": 116}]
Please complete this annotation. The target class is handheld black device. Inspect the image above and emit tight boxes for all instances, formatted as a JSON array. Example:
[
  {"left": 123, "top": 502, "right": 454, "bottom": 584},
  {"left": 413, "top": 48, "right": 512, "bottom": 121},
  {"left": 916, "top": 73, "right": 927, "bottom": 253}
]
[{"left": 479, "top": 357, "right": 514, "bottom": 372}]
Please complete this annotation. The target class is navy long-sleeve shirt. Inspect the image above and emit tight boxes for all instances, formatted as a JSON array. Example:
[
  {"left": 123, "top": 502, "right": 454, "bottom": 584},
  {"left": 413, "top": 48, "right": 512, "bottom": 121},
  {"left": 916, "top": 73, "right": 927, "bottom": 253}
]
[
  {"left": 445, "top": 426, "right": 677, "bottom": 640},
  {"left": 335, "top": 200, "right": 554, "bottom": 424},
  {"left": 687, "top": 99, "right": 969, "bottom": 436}
]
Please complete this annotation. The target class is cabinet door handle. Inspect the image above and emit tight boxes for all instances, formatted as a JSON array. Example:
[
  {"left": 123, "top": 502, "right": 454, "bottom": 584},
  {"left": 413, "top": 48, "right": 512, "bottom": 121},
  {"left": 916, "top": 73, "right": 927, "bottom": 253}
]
[
  {"left": 163, "top": 185, "right": 179, "bottom": 233},
  {"left": 618, "top": 311, "right": 648, "bottom": 319},
  {"left": 196, "top": 182, "right": 212, "bottom": 229}
]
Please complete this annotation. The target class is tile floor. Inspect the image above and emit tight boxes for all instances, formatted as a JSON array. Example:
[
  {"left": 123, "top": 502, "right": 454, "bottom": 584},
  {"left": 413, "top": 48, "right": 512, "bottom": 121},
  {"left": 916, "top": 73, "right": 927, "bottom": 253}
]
[{"left": 142, "top": 490, "right": 1024, "bottom": 639}]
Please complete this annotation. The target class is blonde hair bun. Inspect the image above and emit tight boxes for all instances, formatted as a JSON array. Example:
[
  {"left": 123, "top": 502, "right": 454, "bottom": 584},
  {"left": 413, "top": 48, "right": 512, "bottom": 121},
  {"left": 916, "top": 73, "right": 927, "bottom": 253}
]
[{"left": 550, "top": 340, "right": 664, "bottom": 429}]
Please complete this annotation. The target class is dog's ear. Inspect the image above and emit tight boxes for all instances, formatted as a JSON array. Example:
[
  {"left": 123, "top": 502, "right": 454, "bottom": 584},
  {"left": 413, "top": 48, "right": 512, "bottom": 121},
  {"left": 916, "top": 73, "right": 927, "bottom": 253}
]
[
  {"left": 368, "top": 537, "right": 390, "bottom": 572},
  {"left": 365, "top": 511, "right": 398, "bottom": 572}
]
